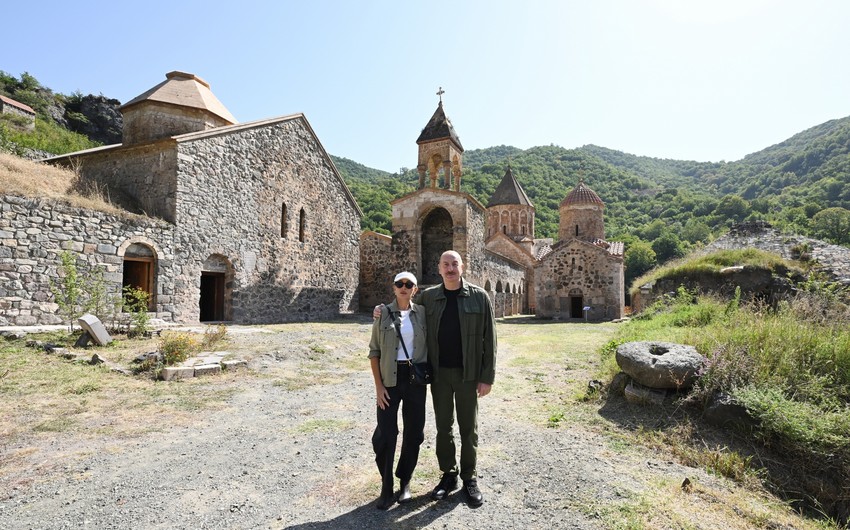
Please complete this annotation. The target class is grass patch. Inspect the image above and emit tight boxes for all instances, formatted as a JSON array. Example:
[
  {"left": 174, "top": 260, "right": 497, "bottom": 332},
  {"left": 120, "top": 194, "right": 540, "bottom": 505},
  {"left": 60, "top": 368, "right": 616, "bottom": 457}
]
[
  {"left": 629, "top": 248, "right": 804, "bottom": 300},
  {"left": 295, "top": 419, "right": 354, "bottom": 433}
]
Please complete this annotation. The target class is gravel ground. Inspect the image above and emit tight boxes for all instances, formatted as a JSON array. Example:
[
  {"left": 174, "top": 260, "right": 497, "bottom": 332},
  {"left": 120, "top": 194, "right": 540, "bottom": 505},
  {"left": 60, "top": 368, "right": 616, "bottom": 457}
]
[{"left": 0, "top": 317, "right": 718, "bottom": 530}]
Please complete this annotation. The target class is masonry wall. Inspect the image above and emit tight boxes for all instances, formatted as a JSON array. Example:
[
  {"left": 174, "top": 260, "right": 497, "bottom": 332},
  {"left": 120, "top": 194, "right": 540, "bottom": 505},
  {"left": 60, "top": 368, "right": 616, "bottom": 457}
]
[
  {"left": 535, "top": 240, "right": 624, "bottom": 320},
  {"left": 170, "top": 117, "right": 361, "bottom": 323},
  {"left": 64, "top": 143, "right": 179, "bottom": 222},
  {"left": 481, "top": 250, "right": 528, "bottom": 317},
  {"left": 0, "top": 195, "right": 176, "bottom": 326},
  {"left": 359, "top": 232, "right": 393, "bottom": 310}
]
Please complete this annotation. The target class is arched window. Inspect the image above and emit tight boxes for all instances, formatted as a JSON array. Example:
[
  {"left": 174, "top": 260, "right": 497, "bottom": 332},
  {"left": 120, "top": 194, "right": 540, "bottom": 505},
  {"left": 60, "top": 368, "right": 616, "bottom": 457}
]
[
  {"left": 502, "top": 225, "right": 507, "bottom": 234},
  {"left": 299, "top": 208, "right": 306, "bottom": 242},
  {"left": 484, "top": 280, "right": 492, "bottom": 291},
  {"left": 280, "top": 203, "right": 287, "bottom": 238},
  {"left": 575, "top": 224, "right": 579, "bottom": 237}
]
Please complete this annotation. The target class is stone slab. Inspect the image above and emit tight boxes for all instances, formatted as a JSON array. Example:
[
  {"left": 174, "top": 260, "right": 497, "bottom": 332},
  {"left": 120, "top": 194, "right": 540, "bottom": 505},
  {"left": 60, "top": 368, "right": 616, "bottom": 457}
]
[
  {"left": 161, "top": 366, "right": 195, "bottom": 381},
  {"left": 77, "top": 314, "right": 112, "bottom": 346},
  {"left": 193, "top": 364, "right": 222, "bottom": 376},
  {"left": 222, "top": 359, "right": 247, "bottom": 370}
]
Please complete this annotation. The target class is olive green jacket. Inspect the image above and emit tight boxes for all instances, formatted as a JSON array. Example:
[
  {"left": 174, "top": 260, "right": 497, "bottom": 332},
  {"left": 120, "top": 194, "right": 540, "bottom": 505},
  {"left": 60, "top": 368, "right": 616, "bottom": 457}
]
[
  {"left": 416, "top": 279, "right": 496, "bottom": 385},
  {"left": 368, "top": 300, "right": 428, "bottom": 387}
]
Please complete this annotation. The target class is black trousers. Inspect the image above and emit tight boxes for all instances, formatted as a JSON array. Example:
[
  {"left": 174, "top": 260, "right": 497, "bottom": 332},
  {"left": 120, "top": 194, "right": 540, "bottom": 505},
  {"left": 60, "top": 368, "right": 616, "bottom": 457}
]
[{"left": 372, "top": 363, "right": 427, "bottom": 495}]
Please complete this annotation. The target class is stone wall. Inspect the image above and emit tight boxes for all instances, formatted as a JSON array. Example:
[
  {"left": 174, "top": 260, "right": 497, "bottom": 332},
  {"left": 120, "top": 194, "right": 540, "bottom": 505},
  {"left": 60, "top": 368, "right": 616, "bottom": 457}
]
[
  {"left": 122, "top": 102, "right": 231, "bottom": 146},
  {"left": 481, "top": 250, "right": 527, "bottom": 316},
  {"left": 0, "top": 195, "right": 176, "bottom": 326},
  {"left": 359, "top": 231, "right": 393, "bottom": 310},
  {"left": 170, "top": 116, "right": 361, "bottom": 323},
  {"left": 535, "top": 240, "right": 624, "bottom": 320},
  {"left": 703, "top": 223, "right": 850, "bottom": 285},
  {"left": 55, "top": 142, "right": 179, "bottom": 222}
]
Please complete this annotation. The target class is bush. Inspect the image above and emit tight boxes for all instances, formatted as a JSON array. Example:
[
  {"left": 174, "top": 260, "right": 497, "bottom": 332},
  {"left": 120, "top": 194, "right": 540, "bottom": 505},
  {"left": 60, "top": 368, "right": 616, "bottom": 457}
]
[{"left": 159, "top": 332, "right": 200, "bottom": 366}]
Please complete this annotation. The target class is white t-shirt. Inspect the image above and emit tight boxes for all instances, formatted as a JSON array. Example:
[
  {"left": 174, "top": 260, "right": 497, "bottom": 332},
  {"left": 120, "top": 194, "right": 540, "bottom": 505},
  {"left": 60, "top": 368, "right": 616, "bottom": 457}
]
[{"left": 396, "top": 309, "right": 415, "bottom": 361}]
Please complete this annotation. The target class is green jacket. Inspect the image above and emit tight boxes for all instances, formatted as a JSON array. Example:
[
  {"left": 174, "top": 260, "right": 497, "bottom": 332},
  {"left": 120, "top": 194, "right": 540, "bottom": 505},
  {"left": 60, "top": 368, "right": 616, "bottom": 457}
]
[
  {"left": 416, "top": 279, "right": 496, "bottom": 385},
  {"left": 368, "top": 300, "right": 428, "bottom": 387}
]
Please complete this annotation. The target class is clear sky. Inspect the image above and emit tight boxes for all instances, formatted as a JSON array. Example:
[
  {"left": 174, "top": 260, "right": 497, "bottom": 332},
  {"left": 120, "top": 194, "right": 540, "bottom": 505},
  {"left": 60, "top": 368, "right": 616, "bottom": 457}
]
[{"left": 4, "top": 0, "right": 849, "bottom": 173}]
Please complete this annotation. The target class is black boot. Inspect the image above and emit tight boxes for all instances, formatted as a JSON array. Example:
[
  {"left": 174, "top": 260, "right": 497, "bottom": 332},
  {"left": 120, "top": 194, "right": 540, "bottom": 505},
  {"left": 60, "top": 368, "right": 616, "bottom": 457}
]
[{"left": 398, "top": 481, "right": 412, "bottom": 504}]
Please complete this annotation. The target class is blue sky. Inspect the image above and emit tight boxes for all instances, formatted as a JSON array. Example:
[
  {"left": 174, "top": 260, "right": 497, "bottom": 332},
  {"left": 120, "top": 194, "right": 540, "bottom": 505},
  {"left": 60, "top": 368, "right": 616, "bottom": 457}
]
[{"left": 5, "top": 0, "right": 850, "bottom": 172}]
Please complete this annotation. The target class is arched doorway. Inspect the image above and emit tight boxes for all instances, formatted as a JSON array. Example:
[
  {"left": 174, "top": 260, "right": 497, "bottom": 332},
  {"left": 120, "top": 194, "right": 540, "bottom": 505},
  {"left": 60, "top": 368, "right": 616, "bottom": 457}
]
[
  {"left": 122, "top": 243, "right": 157, "bottom": 311},
  {"left": 568, "top": 287, "right": 584, "bottom": 319},
  {"left": 420, "top": 207, "right": 453, "bottom": 285}
]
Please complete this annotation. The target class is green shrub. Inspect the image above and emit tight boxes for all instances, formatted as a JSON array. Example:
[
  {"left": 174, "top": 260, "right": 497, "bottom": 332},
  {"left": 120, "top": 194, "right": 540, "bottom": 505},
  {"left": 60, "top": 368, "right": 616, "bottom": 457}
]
[
  {"left": 122, "top": 286, "right": 151, "bottom": 336},
  {"left": 159, "top": 332, "right": 200, "bottom": 366}
]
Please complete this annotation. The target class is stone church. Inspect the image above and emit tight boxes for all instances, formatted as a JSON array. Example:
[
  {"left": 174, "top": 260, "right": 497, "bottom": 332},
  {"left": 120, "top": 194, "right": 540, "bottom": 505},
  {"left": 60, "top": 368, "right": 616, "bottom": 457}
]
[
  {"left": 359, "top": 98, "right": 625, "bottom": 321},
  {"left": 2, "top": 71, "right": 361, "bottom": 325}
]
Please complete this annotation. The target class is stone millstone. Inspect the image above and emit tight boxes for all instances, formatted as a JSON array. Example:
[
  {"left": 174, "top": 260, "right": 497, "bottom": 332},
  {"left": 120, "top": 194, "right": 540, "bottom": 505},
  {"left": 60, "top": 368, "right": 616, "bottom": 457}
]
[{"left": 615, "top": 341, "right": 705, "bottom": 389}]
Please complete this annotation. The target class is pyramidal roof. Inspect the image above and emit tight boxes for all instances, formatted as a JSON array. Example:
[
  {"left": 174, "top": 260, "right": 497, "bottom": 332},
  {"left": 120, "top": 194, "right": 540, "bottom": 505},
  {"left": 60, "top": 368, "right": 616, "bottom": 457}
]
[
  {"left": 561, "top": 179, "right": 604, "bottom": 208},
  {"left": 487, "top": 165, "right": 533, "bottom": 207},
  {"left": 119, "top": 71, "right": 237, "bottom": 124},
  {"left": 416, "top": 101, "right": 463, "bottom": 149}
]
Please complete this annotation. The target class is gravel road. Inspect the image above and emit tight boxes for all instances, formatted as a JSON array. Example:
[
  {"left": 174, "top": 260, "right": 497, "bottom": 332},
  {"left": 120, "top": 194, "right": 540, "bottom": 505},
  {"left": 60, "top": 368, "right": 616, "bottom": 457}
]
[{"left": 0, "top": 317, "right": 716, "bottom": 530}]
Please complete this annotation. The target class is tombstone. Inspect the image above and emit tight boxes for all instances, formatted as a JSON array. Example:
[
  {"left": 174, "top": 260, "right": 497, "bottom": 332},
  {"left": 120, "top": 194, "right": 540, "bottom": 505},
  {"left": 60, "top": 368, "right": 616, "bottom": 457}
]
[{"left": 77, "top": 314, "right": 112, "bottom": 346}]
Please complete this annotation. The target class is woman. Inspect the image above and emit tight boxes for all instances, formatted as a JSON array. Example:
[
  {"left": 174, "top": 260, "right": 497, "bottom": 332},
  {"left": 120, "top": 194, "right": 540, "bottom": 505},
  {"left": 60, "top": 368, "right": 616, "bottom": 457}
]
[{"left": 369, "top": 271, "right": 429, "bottom": 510}]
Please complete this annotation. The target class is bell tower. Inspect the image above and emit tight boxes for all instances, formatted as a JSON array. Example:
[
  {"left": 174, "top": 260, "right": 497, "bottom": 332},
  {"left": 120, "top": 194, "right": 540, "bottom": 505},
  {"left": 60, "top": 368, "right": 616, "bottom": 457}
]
[{"left": 416, "top": 87, "right": 464, "bottom": 191}]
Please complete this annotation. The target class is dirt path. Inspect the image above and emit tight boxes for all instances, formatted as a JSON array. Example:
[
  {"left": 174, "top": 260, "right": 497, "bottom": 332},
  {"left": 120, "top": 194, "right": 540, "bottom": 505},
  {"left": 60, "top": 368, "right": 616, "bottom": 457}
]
[{"left": 0, "top": 317, "right": 755, "bottom": 529}]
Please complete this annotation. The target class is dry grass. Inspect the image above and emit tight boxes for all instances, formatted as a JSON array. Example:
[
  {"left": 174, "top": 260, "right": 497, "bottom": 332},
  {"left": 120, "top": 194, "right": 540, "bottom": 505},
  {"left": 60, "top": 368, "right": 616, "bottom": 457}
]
[{"left": 0, "top": 152, "right": 132, "bottom": 216}]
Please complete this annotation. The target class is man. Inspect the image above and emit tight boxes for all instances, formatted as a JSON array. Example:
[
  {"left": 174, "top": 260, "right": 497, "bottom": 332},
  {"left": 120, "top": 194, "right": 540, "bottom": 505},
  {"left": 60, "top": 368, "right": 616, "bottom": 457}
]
[{"left": 377, "top": 250, "right": 496, "bottom": 506}]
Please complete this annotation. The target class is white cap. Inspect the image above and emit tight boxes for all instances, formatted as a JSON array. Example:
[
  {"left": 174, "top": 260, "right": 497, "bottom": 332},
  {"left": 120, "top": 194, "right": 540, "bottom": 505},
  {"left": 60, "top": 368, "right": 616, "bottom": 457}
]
[{"left": 393, "top": 271, "right": 417, "bottom": 285}]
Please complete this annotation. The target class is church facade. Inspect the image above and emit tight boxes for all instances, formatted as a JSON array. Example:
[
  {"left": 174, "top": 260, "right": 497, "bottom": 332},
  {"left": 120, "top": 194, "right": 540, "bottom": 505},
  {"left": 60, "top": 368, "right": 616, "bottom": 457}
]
[{"left": 359, "top": 99, "right": 625, "bottom": 321}]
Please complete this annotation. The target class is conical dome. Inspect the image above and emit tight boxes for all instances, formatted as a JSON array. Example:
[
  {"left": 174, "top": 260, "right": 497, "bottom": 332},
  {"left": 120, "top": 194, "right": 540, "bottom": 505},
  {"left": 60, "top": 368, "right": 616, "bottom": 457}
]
[{"left": 560, "top": 180, "right": 604, "bottom": 208}]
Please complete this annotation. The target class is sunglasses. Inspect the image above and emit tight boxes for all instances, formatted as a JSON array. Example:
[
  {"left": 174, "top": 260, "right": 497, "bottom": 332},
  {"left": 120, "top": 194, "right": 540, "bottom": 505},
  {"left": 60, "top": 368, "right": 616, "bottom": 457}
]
[{"left": 394, "top": 280, "right": 415, "bottom": 289}]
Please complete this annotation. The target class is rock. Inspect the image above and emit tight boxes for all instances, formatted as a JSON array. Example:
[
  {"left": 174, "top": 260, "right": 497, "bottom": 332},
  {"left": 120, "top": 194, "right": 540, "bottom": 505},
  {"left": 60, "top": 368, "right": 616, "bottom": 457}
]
[
  {"left": 1, "top": 330, "right": 27, "bottom": 340},
  {"left": 90, "top": 353, "right": 106, "bottom": 365},
  {"left": 161, "top": 366, "right": 194, "bottom": 381},
  {"left": 623, "top": 380, "right": 668, "bottom": 405},
  {"left": 74, "top": 332, "right": 92, "bottom": 348},
  {"left": 133, "top": 351, "right": 162, "bottom": 364},
  {"left": 609, "top": 372, "right": 630, "bottom": 396},
  {"left": 616, "top": 341, "right": 705, "bottom": 389},
  {"left": 703, "top": 392, "right": 756, "bottom": 430},
  {"left": 222, "top": 359, "right": 248, "bottom": 371},
  {"left": 194, "top": 364, "right": 222, "bottom": 376},
  {"left": 77, "top": 314, "right": 112, "bottom": 346}
]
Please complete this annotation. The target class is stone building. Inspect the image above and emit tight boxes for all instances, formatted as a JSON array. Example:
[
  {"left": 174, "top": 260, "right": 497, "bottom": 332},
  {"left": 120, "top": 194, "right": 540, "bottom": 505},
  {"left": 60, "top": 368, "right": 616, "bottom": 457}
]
[
  {"left": 0, "top": 95, "right": 36, "bottom": 131},
  {"left": 535, "top": 180, "right": 625, "bottom": 320},
  {"left": 1, "top": 71, "right": 361, "bottom": 325},
  {"left": 359, "top": 99, "right": 625, "bottom": 321}
]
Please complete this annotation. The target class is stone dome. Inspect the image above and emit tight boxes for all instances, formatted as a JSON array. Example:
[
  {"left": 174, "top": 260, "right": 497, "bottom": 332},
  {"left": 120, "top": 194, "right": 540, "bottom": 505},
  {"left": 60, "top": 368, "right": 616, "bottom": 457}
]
[{"left": 560, "top": 180, "right": 604, "bottom": 208}]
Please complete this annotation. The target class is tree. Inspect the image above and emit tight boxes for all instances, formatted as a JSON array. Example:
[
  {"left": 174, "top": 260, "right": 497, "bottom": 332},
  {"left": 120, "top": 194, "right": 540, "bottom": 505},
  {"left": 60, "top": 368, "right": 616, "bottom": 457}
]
[
  {"left": 713, "top": 194, "right": 751, "bottom": 222},
  {"left": 49, "top": 251, "right": 85, "bottom": 332},
  {"left": 652, "top": 232, "right": 686, "bottom": 263},
  {"left": 811, "top": 207, "right": 850, "bottom": 245},
  {"left": 624, "top": 240, "right": 656, "bottom": 288}
]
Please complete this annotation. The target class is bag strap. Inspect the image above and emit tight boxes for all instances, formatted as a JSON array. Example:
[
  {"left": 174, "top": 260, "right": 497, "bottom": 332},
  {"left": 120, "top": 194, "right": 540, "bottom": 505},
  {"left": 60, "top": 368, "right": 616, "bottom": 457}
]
[{"left": 387, "top": 306, "right": 412, "bottom": 363}]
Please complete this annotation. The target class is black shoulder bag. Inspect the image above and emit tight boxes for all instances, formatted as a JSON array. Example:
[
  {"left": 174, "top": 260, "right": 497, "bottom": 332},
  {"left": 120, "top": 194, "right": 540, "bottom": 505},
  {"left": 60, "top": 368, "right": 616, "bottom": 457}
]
[{"left": 390, "top": 309, "right": 432, "bottom": 385}]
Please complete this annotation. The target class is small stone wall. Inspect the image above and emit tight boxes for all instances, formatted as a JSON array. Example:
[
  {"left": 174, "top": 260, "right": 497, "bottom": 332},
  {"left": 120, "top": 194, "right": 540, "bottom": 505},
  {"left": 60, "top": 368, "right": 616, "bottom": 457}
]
[
  {"left": 703, "top": 223, "right": 850, "bottom": 285},
  {"left": 0, "top": 195, "right": 176, "bottom": 326}
]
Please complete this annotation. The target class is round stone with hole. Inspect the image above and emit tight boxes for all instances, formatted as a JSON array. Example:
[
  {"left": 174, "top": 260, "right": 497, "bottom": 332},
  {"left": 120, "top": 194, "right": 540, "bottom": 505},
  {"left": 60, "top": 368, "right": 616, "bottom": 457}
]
[{"left": 615, "top": 341, "right": 705, "bottom": 389}]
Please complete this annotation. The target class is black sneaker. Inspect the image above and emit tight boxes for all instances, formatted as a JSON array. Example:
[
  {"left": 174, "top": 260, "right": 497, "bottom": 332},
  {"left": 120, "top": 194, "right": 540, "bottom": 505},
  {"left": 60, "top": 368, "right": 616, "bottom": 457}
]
[
  {"left": 431, "top": 474, "right": 458, "bottom": 500},
  {"left": 463, "top": 479, "right": 483, "bottom": 507}
]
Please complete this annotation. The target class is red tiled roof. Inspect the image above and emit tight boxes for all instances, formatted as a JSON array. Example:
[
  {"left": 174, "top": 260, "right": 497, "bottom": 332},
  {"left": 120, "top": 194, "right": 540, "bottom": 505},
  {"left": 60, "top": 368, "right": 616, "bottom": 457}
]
[{"left": 0, "top": 95, "right": 35, "bottom": 115}]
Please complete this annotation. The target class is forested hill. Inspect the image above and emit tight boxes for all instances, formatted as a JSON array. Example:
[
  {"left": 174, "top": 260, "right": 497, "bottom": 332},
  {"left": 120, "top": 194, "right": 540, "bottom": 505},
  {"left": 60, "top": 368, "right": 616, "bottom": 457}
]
[
  {"left": 333, "top": 114, "right": 850, "bottom": 246},
  {"left": 3, "top": 70, "right": 849, "bottom": 289}
]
